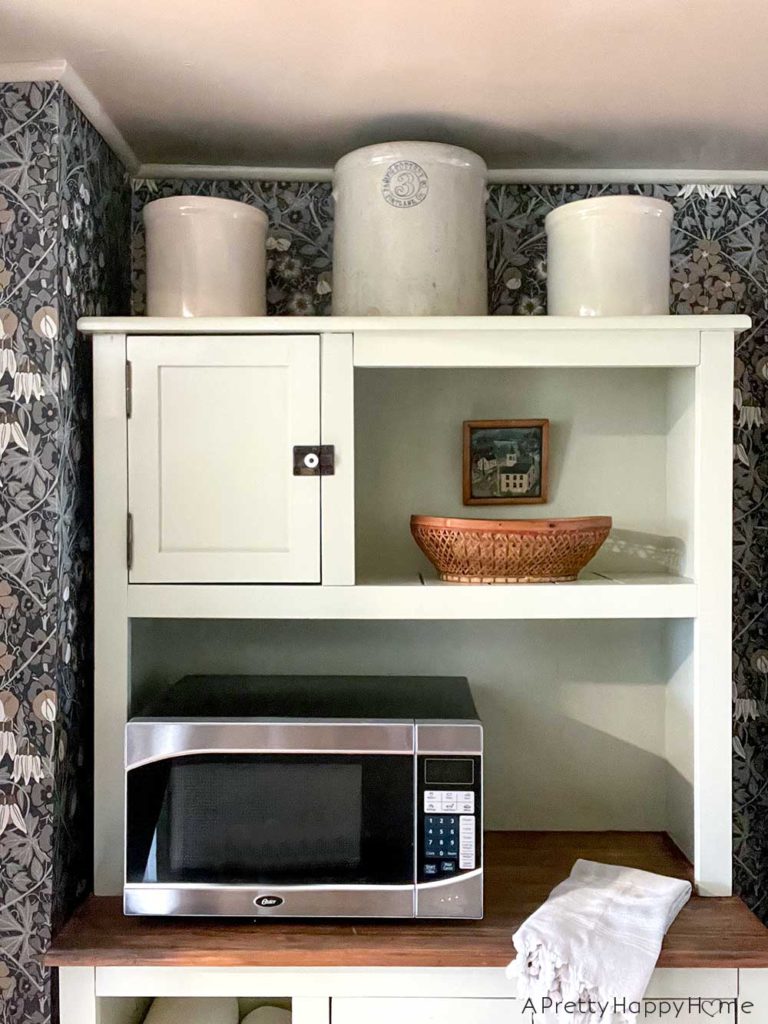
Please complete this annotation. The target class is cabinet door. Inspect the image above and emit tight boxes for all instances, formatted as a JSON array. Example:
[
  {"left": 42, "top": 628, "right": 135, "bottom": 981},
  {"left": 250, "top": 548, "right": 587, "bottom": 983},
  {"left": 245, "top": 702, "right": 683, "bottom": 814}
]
[{"left": 127, "top": 335, "right": 320, "bottom": 583}]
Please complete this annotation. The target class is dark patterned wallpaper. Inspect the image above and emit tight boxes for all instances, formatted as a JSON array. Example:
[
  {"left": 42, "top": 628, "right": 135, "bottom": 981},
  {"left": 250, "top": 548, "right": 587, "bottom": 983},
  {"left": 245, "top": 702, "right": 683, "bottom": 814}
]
[
  {"left": 1, "top": 112, "right": 764, "bottom": 1022},
  {"left": 133, "top": 177, "right": 767, "bottom": 919},
  {"left": 0, "top": 82, "right": 130, "bottom": 1024}
]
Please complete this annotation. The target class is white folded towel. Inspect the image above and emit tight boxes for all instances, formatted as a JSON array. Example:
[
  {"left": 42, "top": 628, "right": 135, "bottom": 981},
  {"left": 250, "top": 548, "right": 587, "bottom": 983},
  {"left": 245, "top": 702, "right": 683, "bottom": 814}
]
[{"left": 507, "top": 859, "right": 692, "bottom": 1024}]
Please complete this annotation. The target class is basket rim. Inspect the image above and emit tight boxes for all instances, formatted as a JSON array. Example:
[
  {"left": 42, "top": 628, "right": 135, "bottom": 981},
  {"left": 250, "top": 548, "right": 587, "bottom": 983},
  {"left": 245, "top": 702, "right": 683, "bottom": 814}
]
[{"left": 410, "top": 514, "right": 612, "bottom": 533}]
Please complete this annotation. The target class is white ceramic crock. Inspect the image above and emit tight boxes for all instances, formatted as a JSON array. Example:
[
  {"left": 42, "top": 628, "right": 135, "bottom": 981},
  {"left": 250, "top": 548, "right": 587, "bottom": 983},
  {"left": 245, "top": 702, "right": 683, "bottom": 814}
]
[
  {"left": 545, "top": 195, "right": 673, "bottom": 316},
  {"left": 144, "top": 196, "right": 268, "bottom": 317},
  {"left": 332, "top": 142, "right": 488, "bottom": 316}
]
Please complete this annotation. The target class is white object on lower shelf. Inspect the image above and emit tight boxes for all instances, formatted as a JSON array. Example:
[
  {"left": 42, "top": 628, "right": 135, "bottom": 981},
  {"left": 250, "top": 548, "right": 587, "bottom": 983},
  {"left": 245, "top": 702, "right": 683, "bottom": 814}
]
[
  {"left": 241, "top": 1009, "right": 292, "bottom": 1024},
  {"left": 144, "top": 996, "right": 239, "bottom": 1024}
]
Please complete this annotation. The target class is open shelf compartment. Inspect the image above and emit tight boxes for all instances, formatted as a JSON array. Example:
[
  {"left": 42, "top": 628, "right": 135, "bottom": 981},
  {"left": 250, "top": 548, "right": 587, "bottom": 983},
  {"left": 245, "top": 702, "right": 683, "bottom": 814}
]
[{"left": 354, "top": 364, "right": 697, "bottom": 590}]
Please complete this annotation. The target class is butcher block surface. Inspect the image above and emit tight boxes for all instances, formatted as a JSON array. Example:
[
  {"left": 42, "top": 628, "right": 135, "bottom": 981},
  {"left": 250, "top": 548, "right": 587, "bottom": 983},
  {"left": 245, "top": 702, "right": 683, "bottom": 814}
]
[{"left": 46, "top": 832, "right": 768, "bottom": 969}]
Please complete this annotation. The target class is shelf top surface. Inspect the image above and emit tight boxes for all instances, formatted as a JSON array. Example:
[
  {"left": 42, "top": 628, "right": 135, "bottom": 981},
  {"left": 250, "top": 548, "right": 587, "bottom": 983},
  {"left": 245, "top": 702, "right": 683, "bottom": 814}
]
[
  {"left": 126, "top": 573, "right": 697, "bottom": 620},
  {"left": 46, "top": 832, "right": 768, "bottom": 970},
  {"left": 79, "top": 314, "right": 751, "bottom": 335}
]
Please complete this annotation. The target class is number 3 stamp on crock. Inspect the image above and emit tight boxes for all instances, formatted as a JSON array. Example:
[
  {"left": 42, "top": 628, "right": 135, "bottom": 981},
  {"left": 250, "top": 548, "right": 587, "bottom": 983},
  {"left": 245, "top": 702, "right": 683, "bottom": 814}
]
[{"left": 381, "top": 160, "right": 429, "bottom": 208}]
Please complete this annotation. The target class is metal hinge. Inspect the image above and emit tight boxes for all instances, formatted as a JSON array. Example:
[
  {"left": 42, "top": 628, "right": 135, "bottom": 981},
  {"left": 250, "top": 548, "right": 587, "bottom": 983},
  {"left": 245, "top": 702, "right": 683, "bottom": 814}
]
[
  {"left": 126, "top": 512, "right": 133, "bottom": 570},
  {"left": 293, "top": 445, "right": 335, "bottom": 476},
  {"left": 125, "top": 361, "right": 132, "bottom": 418}
]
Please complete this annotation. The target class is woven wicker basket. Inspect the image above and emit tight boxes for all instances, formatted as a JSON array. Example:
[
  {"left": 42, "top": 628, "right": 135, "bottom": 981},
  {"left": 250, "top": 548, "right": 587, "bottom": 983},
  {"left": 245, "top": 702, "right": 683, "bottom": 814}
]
[{"left": 411, "top": 515, "right": 612, "bottom": 584}]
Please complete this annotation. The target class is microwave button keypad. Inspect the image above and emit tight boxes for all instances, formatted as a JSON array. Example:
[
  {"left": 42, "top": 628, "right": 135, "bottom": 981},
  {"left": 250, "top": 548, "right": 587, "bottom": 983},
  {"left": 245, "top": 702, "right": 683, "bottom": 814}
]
[
  {"left": 459, "top": 814, "right": 476, "bottom": 870},
  {"left": 423, "top": 791, "right": 475, "bottom": 813},
  {"left": 424, "top": 815, "right": 459, "bottom": 858}
]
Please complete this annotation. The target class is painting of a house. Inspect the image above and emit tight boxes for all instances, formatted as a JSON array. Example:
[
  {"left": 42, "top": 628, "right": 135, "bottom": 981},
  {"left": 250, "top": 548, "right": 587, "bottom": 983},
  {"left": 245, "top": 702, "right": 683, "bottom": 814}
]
[{"left": 463, "top": 420, "right": 549, "bottom": 505}]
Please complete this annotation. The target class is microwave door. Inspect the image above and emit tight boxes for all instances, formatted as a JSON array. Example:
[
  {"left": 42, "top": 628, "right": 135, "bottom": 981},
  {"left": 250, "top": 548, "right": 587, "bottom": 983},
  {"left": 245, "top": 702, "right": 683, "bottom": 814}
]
[{"left": 125, "top": 724, "right": 416, "bottom": 917}]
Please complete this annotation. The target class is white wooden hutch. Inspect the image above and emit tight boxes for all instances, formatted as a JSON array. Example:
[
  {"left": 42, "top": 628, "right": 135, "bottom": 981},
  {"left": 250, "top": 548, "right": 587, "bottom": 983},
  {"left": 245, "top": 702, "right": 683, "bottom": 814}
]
[{"left": 48, "top": 315, "right": 768, "bottom": 1024}]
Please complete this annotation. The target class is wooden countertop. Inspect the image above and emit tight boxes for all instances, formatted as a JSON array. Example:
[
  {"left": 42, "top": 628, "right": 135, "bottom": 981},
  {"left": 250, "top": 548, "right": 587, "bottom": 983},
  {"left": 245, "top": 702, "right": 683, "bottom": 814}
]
[{"left": 45, "top": 832, "right": 768, "bottom": 969}]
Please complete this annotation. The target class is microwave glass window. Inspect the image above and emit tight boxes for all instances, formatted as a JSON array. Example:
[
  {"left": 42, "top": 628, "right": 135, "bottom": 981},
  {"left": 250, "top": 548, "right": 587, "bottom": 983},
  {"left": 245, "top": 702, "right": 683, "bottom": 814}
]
[
  {"left": 167, "top": 762, "right": 362, "bottom": 875},
  {"left": 127, "top": 754, "right": 413, "bottom": 886}
]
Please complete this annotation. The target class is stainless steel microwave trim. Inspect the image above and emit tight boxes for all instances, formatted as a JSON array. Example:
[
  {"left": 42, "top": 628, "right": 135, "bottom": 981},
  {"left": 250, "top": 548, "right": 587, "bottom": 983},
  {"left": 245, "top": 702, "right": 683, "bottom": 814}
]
[
  {"left": 415, "top": 868, "right": 483, "bottom": 920},
  {"left": 124, "top": 883, "right": 416, "bottom": 918},
  {"left": 126, "top": 719, "right": 415, "bottom": 769},
  {"left": 415, "top": 722, "right": 483, "bottom": 755}
]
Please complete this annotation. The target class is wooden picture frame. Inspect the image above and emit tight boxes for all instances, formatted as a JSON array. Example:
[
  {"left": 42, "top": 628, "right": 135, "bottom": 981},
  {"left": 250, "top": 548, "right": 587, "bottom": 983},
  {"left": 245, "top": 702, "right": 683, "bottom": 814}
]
[{"left": 463, "top": 419, "right": 549, "bottom": 505}]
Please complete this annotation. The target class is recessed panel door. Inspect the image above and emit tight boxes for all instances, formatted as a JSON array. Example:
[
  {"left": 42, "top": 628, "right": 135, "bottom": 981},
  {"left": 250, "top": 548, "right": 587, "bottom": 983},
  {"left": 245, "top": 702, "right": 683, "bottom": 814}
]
[{"left": 127, "top": 335, "right": 320, "bottom": 583}]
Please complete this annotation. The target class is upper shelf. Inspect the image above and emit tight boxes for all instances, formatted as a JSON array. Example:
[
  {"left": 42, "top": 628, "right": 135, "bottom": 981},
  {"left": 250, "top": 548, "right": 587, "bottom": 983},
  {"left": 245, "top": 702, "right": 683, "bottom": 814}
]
[
  {"left": 79, "top": 315, "right": 750, "bottom": 369},
  {"left": 126, "top": 572, "right": 696, "bottom": 620},
  {"left": 79, "top": 315, "right": 752, "bottom": 333}
]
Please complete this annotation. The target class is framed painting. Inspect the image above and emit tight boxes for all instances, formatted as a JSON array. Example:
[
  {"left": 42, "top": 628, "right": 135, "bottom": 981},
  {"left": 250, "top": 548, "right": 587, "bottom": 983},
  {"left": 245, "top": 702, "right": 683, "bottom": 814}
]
[{"left": 463, "top": 419, "right": 549, "bottom": 505}]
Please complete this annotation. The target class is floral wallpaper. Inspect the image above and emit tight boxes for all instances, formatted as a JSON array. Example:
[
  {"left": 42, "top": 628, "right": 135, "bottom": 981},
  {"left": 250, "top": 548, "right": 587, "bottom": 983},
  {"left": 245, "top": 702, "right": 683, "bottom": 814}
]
[
  {"left": 0, "top": 82, "right": 129, "bottom": 1024},
  {"left": 133, "top": 178, "right": 767, "bottom": 920},
  {"left": 0, "top": 83, "right": 760, "bottom": 1020}
]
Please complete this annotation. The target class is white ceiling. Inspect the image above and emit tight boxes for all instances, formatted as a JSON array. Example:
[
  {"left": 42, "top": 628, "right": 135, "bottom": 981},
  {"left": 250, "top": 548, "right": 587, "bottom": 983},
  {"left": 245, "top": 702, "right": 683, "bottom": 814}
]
[{"left": 2, "top": 0, "right": 767, "bottom": 174}]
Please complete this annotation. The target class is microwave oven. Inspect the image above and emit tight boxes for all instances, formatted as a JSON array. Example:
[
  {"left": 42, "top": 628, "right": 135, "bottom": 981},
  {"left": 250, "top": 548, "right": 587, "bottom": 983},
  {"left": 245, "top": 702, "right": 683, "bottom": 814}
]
[{"left": 125, "top": 675, "right": 483, "bottom": 919}]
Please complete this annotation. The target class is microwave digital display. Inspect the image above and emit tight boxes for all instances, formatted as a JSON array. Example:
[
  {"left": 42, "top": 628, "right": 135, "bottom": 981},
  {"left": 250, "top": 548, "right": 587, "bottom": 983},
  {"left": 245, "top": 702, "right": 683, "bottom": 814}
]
[{"left": 424, "top": 758, "right": 474, "bottom": 786}]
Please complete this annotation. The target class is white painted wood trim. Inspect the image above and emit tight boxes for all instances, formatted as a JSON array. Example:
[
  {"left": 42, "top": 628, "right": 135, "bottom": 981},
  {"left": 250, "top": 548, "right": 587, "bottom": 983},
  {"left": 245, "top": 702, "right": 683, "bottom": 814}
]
[
  {"left": 133, "top": 162, "right": 768, "bottom": 186},
  {"left": 692, "top": 330, "right": 734, "bottom": 896},
  {"left": 331, "top": 997, "right": 523, "bottom": 1024},
  {"left": 0, "top": 60, "right": 67, "bottom": 81},
  {"left": 125, "top": 575, "right": 697, "bottom": 620},
  {"left": 95, "top": 967, "right": 515, "bottom": 999},
  {"left": 0, "top": 60, "right": 139, "bottom": 171},
  {"left": 490, "top": 168, "right": 768, "bottom": 186},
  {"left": 93, "top": 966, "right": 737, "bottom": 1001},
  {"left": 645, "top": 969, "right": 738, "bottom": 997},
  {"left": 136, "top": 164, "right": 334, "bottom": 182},
  {"left": 293, "top": 998, "right": 330, "bottom": 1024},
  {"left": 93, "top": 334, "right": 130, "bottom": 896},
  {"left": 79, "top": 315, "right": 752, "bottom": 335},
  {"left": 353, "top": 329, "right": 701, "bottom": 367},
  {"left": 736, "top": 970, "right": 768, "bottom": 1016},
  {"left": 320, "top": 333, "right": 355, "bottom": 584},
  {"left": 59, "top": 967, "right": 98, "bottom": 1024}
]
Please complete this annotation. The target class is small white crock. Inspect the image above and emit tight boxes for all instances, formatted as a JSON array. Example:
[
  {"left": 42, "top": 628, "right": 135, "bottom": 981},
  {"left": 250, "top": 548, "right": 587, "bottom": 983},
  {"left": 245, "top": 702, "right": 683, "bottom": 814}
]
[
  {"left": 144, "top": 196, "right": 268, "bottom": 317},
  {"left": 332, "top": 141, "right": 488, "bottom": 316},
  {"left": 545, "top": 195, "right": 674, "bottom": 316}
]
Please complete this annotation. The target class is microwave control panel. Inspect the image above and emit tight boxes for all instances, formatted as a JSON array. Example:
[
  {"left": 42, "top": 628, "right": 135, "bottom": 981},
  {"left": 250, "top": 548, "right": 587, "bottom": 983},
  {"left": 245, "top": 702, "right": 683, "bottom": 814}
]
[{"left": 416, "top": 755, "right": 482, "bottom": 883}]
